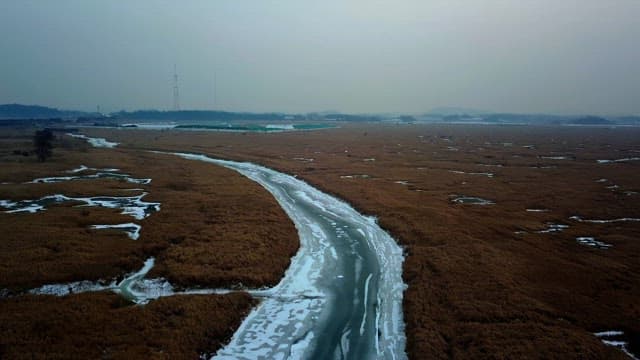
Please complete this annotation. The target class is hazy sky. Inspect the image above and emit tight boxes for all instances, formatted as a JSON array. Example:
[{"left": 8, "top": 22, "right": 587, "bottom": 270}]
[{"left": 1, "top": 1, "right": 639, "bottom": 115}]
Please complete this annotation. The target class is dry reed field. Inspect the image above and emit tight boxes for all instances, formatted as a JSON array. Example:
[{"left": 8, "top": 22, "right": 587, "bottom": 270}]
[
  {"left": 88, "top": 124, "right": 639, "bottom": 359},
  {"left": 0, "top": 129, "right": 297, "bottom": 358}
]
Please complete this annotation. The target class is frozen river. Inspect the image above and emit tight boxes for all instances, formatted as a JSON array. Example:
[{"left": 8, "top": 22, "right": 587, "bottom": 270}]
[{"left": 175, "top": 153, "right": 407, "bottom": 360}]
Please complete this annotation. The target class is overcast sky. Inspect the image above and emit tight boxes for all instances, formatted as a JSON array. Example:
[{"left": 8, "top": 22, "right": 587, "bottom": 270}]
[{"left": 1, "top": 1, "right": 639, "bottom": 115}]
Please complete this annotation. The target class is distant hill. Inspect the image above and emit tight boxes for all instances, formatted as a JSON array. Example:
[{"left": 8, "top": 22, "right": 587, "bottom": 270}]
[
  {"left": 427, "top": 107, "right": 490, "bottom": 116},
  {"left": 112, "top": 110, "right": 295, "bottom": 122},
  {"left": 2, "top": 103, "right": 637, "bottom": 126},
  {"left": 0, "top": 104, "right": 89, "bottom": 119},
  {"left": 568, "top": 116, "right": 613, "bottom": 125}
]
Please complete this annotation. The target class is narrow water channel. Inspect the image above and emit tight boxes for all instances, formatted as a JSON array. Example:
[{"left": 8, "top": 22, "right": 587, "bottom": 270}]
[{"left": 175, "top": 153, "right": 407, "bottom": 360}]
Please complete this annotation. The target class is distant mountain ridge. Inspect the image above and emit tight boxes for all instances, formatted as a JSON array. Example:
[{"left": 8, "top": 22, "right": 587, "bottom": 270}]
[
  {"left": 112, "top": 110, "right": 291, "bottom": 122},
  {"left": 1, "top": 103, "right": 638, "bottom": 125},
  {"left": 427, "top": 107, "right": 490, "bottom": 116},
  {"left": 0, "top": 104, "right": 89, "bottom": 119}
]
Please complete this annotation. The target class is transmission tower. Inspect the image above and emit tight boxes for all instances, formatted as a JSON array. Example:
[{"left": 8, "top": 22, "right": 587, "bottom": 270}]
[{"left": 172, "top": 64, "right": 180, "bottom": 111}]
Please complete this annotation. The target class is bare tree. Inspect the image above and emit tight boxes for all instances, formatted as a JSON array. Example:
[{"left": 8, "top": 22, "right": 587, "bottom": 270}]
[{"left": 33, "top": 129, "right": 54, "bottom": 162}]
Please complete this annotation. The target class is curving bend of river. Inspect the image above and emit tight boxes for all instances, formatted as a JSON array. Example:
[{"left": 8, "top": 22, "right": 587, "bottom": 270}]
[{"left": 175, "top": 153, "right": 407, "bottom": 360}]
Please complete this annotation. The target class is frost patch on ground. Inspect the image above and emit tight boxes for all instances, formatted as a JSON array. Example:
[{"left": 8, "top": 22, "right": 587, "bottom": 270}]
[
  {"left": 0, "top": 193, "right": 159, "bottom": 220},
  {"left": 448, "top": 170, "right": 494, "bottom": 177},
  {"left": 597, "top": 157, "right": 640, "bottom": 164},
  {"left": 68, "top": 165, "right": 120, "bottom": 173},
  {"left": 537, "top": 223, "right": 569, "bottom": 233},
  {"left": 451, "top": 196, "right": 494, "bottom": 205},
  {"left": 30, "top": 167, "right": 151, "bottom": 185},
  {"left": 2, "top": 160, "right": 156, "bottom": 241},
  {"left": 92, "top": 223, "right": 141, "bottom": 240},
  {"left": 67, "top": 133, "right": 119, "bottom": 148},
  {"left": 340, "top": 174, "right": 371, "bottom": 179},
  {"left": 0, "top": 192, "right": 158, "bottom": 240},
  {"left": 570, "top": 215, "right": 640, "bottom": 223},
  {"left": 24, "top": 256, "right": 264, "bottom": 305},
  {"left": 540, "top": 156, "right": 570, "bottom": 160},
  {"left": 526, "top": 209, "right": 549, "bottom": 212},
  {"left": 594, "top": 331, "right": 639, "bottom": 359},
  {"left": 576, "top": 237, "right": 612, "bottom": 249},
  {"left": 266, "top": 124, "right": 295, "bottom": 130}
]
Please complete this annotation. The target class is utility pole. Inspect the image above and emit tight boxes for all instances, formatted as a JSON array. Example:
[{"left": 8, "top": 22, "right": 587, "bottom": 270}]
[
  {"left": 213, "top": 71, "right": 217, "bottom": 109},
  {"left": 173, "top": 64, "right": 181, "bottom": 111}
]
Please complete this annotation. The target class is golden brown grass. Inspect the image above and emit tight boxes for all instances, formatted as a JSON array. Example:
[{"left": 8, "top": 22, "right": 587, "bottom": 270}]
[
  {"left": 0, "top": 292, "right": 254, "bottom": 359},
  {"left": 0, "top": 130, "right": 298, "bottom": 357}
]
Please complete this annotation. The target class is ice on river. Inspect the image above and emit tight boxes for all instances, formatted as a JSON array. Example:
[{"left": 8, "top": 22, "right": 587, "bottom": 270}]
[{"left": 174, "top": 153, "right": 407, "bottom": 360}]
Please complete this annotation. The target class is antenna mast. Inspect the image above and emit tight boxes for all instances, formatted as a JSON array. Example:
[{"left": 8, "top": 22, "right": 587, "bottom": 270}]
[
  {"left": 213, "top": 71, "right": 217, "bottom": 109},
  {"left": 173, "top": 64, "right": 180, "bottom": 111}
]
